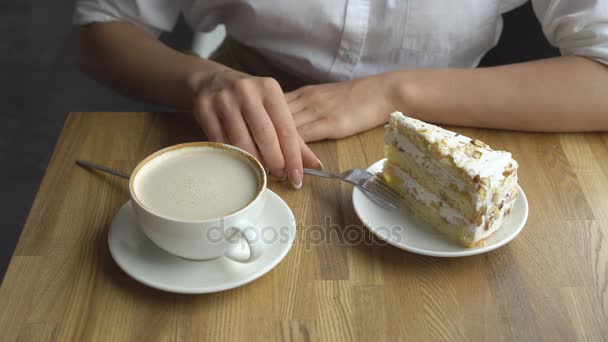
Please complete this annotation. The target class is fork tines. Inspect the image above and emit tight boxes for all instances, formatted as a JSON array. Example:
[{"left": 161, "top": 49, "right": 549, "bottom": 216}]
[{"left": 362, "top": 177, "right": 402, "bottom": 208}]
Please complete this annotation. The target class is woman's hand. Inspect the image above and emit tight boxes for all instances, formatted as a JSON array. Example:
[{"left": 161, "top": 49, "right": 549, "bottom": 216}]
[
  {"left": 189, "top": 68, "right": 321, "bottom": 189},
  {"left": 285, "top": 75, "right": 397, "bottom": 142}
]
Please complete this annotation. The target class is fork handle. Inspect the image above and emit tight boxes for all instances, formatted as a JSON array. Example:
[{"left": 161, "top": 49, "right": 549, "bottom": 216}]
[{"left": 303, "top": 168, "right": 340, "bottom": 179}]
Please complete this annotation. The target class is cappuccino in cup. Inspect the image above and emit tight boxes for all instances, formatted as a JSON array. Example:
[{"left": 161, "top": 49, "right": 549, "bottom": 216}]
[
  {"left": 133, "top": 146, "right": 260, "bottom": 220},
  {"left": 129, "top": 142, "right": 267, "bottom": 262}
]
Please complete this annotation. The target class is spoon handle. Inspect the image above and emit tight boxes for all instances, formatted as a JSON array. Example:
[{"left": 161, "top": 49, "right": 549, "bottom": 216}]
[
  {"left": 303, "top": 168, "right": 340, "bottom": 179},
  {"left": 76, "top": 160, "right": 131, "bottom": 180}
]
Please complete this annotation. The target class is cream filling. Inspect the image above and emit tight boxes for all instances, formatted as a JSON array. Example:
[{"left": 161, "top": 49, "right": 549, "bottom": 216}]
[
  {"left": 391, "top": 166, "right": 467, "bottom": 228},
  {"left": 386, "top": 129, "right": 469, "bottom": 191},
  {"left": 391, "top": 165, "right": 519, "bottom": 242}
]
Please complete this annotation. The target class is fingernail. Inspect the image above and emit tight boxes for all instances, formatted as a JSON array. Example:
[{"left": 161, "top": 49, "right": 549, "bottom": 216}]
[
  {"left": 290, "top": 169, "right": 302, "bottom": 190},
  {"left": 315, "top": 159, "right": 324, "bottom": 170}
]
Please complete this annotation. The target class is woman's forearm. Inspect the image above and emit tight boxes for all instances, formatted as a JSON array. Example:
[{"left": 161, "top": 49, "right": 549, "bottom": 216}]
[
  {"left": 391, "top": 56, "right": 608, "bottom": 132},
  {"left": 74, "top": 22, "right": 236, "bottom": 110}
]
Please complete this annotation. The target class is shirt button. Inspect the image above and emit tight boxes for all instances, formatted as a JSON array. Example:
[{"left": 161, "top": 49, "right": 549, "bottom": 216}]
[{"left": 345, "top": 52, "right": 356, "bottom": 63}]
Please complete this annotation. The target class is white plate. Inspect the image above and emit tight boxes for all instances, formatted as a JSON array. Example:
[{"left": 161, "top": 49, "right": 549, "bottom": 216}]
[
  {"left": 108, "top": 189, "right": 296, "bottom": 294},
  {"left": 353, "top": 159, "right": 528, "bottom": 257}
]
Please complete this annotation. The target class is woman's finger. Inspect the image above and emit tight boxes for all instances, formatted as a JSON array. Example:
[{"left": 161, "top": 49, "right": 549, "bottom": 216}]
[
  {"left": 214, "top": 91, "right": 262, "bottom": 162},
  {"left": 262, "top": 79, "right": 304, "bottom": 189},
  {"left": 240, "top": 96, "right": 286, "bottom": 178},
  {"left": 299, "top": 137, "right": 322, "bottom": 169},
  {"left": 194, "top": 97, "right": 228, "bottom": 143},
  {"left": 297, "top": 119, "right": 333, "bottom": 143}
]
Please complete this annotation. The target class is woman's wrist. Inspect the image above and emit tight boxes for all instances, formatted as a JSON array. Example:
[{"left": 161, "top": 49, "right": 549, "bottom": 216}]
[
  {"left": 186, "top": 61, "right": 247, "bottom": 98},
  {"left": 183, "top": 65, "right": 233, "bottom": 115},
  {"left": 392, "top": 70, "right": 423, "bottom": 114},
  {"left": 375, "top": 70, "right": 422, "bottom": 122}
]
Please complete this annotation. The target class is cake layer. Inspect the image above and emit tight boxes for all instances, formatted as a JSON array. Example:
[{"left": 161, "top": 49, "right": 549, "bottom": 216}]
[
  {"left": 382, "top": 162, "right": 485, "bottom": 247},
  {"left": 387, "top": 175, "right": 472, "bottom": 245},
  {"left": 385, "top": 123, "right": 471, "bottom": 191},
  {"left": 382, "top": 161, "right": 466, "bottom": 226},
  {"left": 385, "top": 144, "right": 476, "bottom": 221},
  {"left": 382, "top": 159, "right": 518, "bottom": 246}
]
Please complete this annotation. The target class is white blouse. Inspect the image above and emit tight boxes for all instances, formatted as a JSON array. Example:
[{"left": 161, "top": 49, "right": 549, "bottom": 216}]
[{"left": 73, "top": 0, "right": 608, "bottom": 82}]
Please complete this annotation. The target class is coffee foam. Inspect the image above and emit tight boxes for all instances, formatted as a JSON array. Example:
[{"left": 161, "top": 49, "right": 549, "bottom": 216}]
[{"left": 133, "top": 145, "right": 262, "bottom": 221}]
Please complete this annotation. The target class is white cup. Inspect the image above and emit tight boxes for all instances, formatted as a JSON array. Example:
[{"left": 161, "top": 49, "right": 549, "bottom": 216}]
[{"left": 129, "top": 142, "right": 267, "bottom": 262}]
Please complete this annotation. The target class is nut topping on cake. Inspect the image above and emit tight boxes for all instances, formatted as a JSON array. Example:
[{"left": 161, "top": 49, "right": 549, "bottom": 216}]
[
  {"left": 511, "top": 187, "right": 519, "bottom": 198},
  {"left": 484, "top": 219, "right": 493, "bottom": 231},
  {"left": 472, "top": 139, "right": 487, "bottom": 148},
  {"left": 472, "top": 150, "right": 482, "bottom": 159},
  {"left": 480, "top": 205, "right": 487, "bottom": 215},
  {"left": 475, "top": 212, "right": 483, "bottom": 226},
  {"left": 480, "top": 177, "right": 490, "bottom": 187},
  {"left": 503, "top": 164, "right": 515, "bottom": 176},
  {"left": 492, "top": 192, "right": 500, "bottom": 204}
]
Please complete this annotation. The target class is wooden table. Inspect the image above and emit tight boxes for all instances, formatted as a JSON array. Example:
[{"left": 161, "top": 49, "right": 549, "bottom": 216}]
[{"left": 1, "top": 112, "right": 607, "bottom": 341}]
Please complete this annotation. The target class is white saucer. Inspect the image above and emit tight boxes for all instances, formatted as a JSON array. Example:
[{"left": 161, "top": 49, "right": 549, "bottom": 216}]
[
  {"left": 353, "top": 159, "right": 528, "bottom": 257},
  {"left": 108, "top": 189, "right": 296, "bottom": 294}
]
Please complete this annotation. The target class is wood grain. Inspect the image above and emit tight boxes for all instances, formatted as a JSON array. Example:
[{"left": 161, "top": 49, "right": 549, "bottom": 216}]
[{"left": 1, "top": 112, "right": 607, "bottom": 341}]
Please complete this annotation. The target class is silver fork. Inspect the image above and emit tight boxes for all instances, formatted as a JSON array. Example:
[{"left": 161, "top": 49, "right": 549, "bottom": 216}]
[{"left": 303, "top": 168, "right": 401, "bottom": 209}]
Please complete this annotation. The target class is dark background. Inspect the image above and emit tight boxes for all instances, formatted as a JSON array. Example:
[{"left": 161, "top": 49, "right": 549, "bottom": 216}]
[{"left": 0, "top": 1, "right": 558, "bottom": 281}]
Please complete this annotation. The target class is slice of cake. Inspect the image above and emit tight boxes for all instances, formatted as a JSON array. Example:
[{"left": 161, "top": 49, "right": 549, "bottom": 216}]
[{"left": 380, "top": 112, "right": 519, "bottom": 247}]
